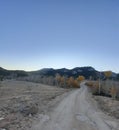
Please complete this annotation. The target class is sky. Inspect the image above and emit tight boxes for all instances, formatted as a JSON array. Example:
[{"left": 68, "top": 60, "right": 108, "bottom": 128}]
[{"left": 0, "top": 0, "right": 119, "bottom": 72}]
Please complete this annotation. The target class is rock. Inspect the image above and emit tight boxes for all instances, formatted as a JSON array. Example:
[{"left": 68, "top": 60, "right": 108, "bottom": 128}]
[{"left": 20, "top": 104, "right": 38, "bottom": 116}]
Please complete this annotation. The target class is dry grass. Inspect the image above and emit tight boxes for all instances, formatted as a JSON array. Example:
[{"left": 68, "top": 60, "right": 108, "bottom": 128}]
[
  {"left": 94, "top": 96, "right": 119, "bottom": 119},
  {"left": 86, "top": 80, "right": 119, "bottom": 119},
  {"left": 0, "top": 80, "right": 69, "bottom": 130}
]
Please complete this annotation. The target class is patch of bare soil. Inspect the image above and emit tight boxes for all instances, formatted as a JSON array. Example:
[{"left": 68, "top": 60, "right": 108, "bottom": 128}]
[
  {"left": 94, "top": 96, "right": 119, "bottom": 119},
  {"left": 0, "top": 80, "right": 70, "bottom": 130}
]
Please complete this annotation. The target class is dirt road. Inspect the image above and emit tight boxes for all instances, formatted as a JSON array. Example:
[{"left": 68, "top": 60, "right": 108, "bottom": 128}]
[{"left": 33, "top": 83, "right": 119, "bottom": 130}]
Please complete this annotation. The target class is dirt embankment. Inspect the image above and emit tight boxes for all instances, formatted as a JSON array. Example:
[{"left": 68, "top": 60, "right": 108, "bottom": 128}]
[{"left": 0, "top": 80, "right": 70, "bottom": 130}]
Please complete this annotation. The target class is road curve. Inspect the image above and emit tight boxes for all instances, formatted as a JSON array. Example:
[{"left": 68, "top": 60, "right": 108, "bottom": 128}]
[{"left": 33, "top": 83, "right": 119, "bottom": 130}]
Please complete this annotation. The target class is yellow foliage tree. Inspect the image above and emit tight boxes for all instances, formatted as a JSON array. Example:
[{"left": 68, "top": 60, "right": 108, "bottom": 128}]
[
  {"left": 67, "top": 77, "right": 74, "bottom": 87},
  {"left": 85, "top": 81, "right": 94, "bottom": 87},
  {"left": 77, "top": 75, "right": 85, "bottom": 82},
  {"left": 67, "top": 77, "right": 80, "bottom": 88},
  {"left": 60, "top": 76, "right": 65, "bottom": 87},
  {"left": 72, "top": 80, "right": 79, "bottom": 88},
  {"left": 104, "top": 71, "right": 112, "bottom": 79}
]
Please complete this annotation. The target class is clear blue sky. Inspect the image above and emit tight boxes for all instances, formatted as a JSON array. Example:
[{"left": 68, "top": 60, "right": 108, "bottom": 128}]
[{"left": 0, "top": 0, "right": 119, "bottom": 72}]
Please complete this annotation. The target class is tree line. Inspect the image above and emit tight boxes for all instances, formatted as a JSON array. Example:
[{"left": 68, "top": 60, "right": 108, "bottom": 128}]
[{"left": 86, "top": 71, "right": 119, "bottom": 100}]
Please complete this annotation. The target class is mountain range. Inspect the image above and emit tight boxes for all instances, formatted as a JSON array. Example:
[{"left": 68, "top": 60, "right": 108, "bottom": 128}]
[{"left": 0, "top": 66, "right": 118, "bottom": 80}]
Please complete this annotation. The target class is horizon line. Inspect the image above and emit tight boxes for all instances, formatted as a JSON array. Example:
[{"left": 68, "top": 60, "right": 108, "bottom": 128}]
[{"left": 0, "top": 66, "right": 118, "bottom": 73}]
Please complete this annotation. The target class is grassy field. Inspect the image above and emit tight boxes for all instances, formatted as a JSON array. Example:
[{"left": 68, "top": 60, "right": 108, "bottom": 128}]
[{"left": 0, "top": 80, "right": 70, "bottom": 130}]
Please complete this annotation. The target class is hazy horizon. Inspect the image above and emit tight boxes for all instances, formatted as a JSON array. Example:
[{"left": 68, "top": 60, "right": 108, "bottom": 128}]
[{"left": 0, "top": 0, "right": 119, "bottom": 72}]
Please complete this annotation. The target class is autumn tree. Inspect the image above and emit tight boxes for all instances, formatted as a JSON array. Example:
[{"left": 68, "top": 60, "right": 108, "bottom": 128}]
[
  {"left": 93, "top": 81, "right": 100, "bottom": 94},
  {"left": 55, "top": 73, "right": 62, "bottom": 87},
  {"left": 60, "top": 76, "right": 66, "bottom": 87},
  {"left": 47, "top": 76, "right": 54, "bottom": 85},
  {"left": 72, "top": 80, "right": 79, "bottom": 88},
  {"left": 98, "top": 72, "right": 102, "bottom": 94},
  {"left": 104, "top": 71, "right": 114, "bottom": 96},
  {"left": 57, "top": 76, "right": 67, "bottom": 87},
  {"left": 67, "top": 77, "right": 80, "bottom": 88},
  {"left": 77, "top": 75, "right": 85, "bottom": 82},
  {"left": 67, "top": 77, "right": 74, "bottom": 87},
  {"left": 85, "top": 81, "right": 94, "bottom": 87},
  {"left": 104, "top": 71, "right": 112, "bottom": 79},
  {"left": 86, "top": 81, "right": 99, "bottom": 94},
  {"left": 110, "top": 86, "right": 117, "bottom": 100}
]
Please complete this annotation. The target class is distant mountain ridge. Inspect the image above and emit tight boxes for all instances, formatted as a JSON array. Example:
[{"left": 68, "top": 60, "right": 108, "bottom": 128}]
[
  {"left": 0, "top": 67, "right": 28, "bottom": 78},
  {"left": 0, "top": 66, "right": 118, "bottom": 80},
  {"left": 32, "top": 66, "right": 98, "bottom": 79}
]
